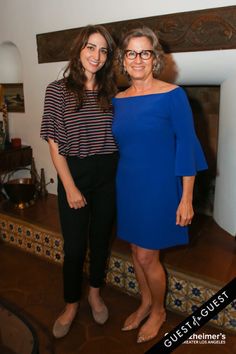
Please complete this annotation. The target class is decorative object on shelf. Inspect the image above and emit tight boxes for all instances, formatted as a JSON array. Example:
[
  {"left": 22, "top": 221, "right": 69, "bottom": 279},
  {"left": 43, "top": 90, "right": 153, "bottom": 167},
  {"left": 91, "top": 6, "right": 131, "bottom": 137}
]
[
  {"left": 30, "top": 159, "right": 53, "bottom": 198},
  {"left": 39, "top": 168, "right": 48, "bottom": 198},
  {"left": 3, "top": 177, "right": 36, "bottom": 209},
  {"left": 1, "top": 102, "right": 10, "bottom": 146},
  {"left": 0, "top": 87, "right": 8, "bottom": 149},
  {"left": 2, "top": 164, "right": 37, "bottom": 209},
  {"left": 1, "top": 153, "right": 54, "bottom": 208},
  {"left": 0, "top": 121, "right": 6, "bottom": 150},
  {"left": 30, "top": 157, "right": 40, "bottom": 189},
  {"left": 11, "top": 137, "right": 22, "bottom": 148}
]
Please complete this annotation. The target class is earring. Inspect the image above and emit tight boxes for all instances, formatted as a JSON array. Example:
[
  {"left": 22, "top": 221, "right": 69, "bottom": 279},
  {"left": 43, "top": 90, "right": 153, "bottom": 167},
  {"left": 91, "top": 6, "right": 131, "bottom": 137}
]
[{"left": 153, "top": 63, "right": 160, "bottom": 73}]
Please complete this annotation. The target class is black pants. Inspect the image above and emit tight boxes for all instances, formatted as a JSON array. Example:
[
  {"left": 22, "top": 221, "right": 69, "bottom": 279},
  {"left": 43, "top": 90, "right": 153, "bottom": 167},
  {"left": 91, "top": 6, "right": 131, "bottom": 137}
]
[{"left": 57, "top": 152, "right": 118, "bottom": 303}]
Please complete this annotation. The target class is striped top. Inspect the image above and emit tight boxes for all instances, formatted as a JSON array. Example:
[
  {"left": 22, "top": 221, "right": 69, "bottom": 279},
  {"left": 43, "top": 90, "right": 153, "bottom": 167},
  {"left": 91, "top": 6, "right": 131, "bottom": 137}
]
[{"left": 40, "top": 79, "right": 117, "bottom": 158}]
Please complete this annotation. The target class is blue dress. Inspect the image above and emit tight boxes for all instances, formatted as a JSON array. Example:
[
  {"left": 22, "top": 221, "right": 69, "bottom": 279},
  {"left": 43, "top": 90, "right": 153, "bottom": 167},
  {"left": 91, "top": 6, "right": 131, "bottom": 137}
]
[{"left": 112, "top": 87, "right": 208, "bottom": 250}]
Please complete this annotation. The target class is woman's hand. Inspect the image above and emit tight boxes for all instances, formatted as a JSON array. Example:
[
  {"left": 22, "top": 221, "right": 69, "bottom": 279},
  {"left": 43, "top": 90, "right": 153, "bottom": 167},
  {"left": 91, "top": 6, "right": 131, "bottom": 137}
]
[
  {"left": 176, "top": 176, "right": 195, "bottom": 226},
  {"left": 176, "top": 199, "right": 194, "bottom": 226},
  {"left": 65, "top": 185, "right": 87, "bottom": 209},
  {"left": 48, "top": 138, "right": 87, "bottom": 209}
]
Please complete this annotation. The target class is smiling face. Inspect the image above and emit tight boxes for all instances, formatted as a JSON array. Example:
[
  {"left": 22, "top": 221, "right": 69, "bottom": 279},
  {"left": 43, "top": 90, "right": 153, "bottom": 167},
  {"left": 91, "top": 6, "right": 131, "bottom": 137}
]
[
  {"left": 124, "top": 36, "right": 155, "bottom": 81},
  {"left": 80, "top": 32, "right": 108, "bottom": 79}
]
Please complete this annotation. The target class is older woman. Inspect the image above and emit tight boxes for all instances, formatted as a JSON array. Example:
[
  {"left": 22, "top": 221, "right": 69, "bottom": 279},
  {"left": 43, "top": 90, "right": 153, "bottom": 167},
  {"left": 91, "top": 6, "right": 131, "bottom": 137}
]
[{"left": 112, "top": 27, "right": 207, "bottom": 343}]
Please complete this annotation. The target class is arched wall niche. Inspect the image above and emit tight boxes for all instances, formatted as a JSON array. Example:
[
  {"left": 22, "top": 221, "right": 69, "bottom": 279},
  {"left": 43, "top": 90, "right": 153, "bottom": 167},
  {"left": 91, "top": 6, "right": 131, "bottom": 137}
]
[
  {"left": 0, "top": 42, "right": 25, "bottom": 113},
  {"left": 0, "top": 41, "right": 23, "bottom": 84}
]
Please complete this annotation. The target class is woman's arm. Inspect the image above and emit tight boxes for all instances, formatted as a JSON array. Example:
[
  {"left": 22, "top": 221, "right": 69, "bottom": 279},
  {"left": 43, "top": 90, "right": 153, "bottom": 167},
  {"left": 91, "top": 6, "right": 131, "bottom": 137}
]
[
  {"left": 48, "top": 138, "right": 87, "bottom": 209},
  {"left": 176, "top": 176, "right": 195, "bottom": 226}
]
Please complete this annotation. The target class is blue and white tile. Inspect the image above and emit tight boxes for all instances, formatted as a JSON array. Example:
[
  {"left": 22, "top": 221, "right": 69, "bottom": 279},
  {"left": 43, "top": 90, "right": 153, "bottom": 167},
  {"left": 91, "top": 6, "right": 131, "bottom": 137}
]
[
  {"left": 16, "top": 224, "right": 24, "bottom": 236},
  {"left": 52, "top": 236, "right": 63, "bottom": 251},
  {"left": 1, "top": 230, "right": 9, "bottom": 242},
  {"left": 224, "top": 310, "right": 236, "bottom": 332},
  {"left": 0, "top": 218, "right": 7, "bottom": 229},
  {"left": 124, "top": 276, "right": 140, "bottom": 295},
  {"left": 17, "top": 237, "right": 25, "bottom": 248},
  {"left": 23, "top": 238, "right": 34, "bottom": 253},
  {"left": 106, "top": 270, "right": 125, "bottom": 289},
  {"left": 225, "top": 299, "right": 236, "bottom": 314},
  {"left": 7, "top": 221, "right": 16, "bottom": 233},
  {"left": 205, "top": 287, "right": 217, "bottom": 301},
  {"left": 43, "top": 246, "right": 53, "bottom": 260},
  {"left": 34, "top": 242, "right": 44, "bottom": 256},
  {"left": 209, "top": 309, "right": 225, "bottom": 327},
  {"left": 42, "top": 233, "right": 53, "bottom": 246},
  {"left": 168, "top": 274, "right": 188, "bottom": 296},
  {"left": 9, "top": 233, "right": 18, "bottom": 245},
  {"left": 33, "top": 230, "right": 43, "bottom": 244},
  {"left": 168, "top": 293, "right": 187, "bottom": 313},
  {"left": 24, "top": 226, "right": 33, "bottom": 239},
  {"left": 109, "top": 256, "right": 125, "bottom": 273},
  {"left": 124, "top": 261, "right": 135, "bottom": 277},
  {"left": 186, "top": 298, "right": 202, "bottom": 315},
  {"left": 52, "top": 250, "right": 63, "bottom": 264},
  {"left": 188, "top": 282, "right": 206, "bottom": 302}
]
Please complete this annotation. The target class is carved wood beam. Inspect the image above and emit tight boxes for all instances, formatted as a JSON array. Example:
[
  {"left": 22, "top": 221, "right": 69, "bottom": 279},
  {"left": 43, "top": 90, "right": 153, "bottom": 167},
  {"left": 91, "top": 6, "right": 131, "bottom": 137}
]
[{"left": 36, "top": 6, "right": 236, "bottom": 63}]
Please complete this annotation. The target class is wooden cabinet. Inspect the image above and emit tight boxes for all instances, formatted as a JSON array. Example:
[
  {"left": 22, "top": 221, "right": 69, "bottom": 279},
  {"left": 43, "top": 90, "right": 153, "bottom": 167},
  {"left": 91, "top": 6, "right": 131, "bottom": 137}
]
[{"left": 0, "top": 145, "right": 32, "bottom": 176}]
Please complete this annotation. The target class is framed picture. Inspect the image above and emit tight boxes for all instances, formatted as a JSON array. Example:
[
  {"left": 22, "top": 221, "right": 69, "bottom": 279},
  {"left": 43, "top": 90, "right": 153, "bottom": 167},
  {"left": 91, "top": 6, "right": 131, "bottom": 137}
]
[{"left": 1, "top": 83, "right": 25, "bottom": 112}]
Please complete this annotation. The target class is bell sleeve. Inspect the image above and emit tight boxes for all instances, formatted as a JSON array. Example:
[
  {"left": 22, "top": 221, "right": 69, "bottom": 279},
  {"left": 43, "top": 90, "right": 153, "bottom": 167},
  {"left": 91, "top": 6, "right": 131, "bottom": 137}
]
[
  {"left": 170, "top": 87, "right": 208, "bottom": 176},
  {"left": 40, "top": 80, "right": 68, "bottom": 154}
]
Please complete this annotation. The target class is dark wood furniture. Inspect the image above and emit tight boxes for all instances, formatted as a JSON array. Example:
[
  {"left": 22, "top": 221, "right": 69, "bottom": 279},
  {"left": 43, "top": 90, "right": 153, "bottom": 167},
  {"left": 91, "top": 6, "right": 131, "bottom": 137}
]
[{"left": 0, "top": 145, "right": 32, "bottom": 177}]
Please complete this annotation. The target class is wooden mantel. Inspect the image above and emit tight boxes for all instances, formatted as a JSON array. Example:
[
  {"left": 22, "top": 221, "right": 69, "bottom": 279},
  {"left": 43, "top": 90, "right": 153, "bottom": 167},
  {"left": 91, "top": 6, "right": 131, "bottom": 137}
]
[{"left": 36, "top": 6, "right": 236, "bottom": 63}]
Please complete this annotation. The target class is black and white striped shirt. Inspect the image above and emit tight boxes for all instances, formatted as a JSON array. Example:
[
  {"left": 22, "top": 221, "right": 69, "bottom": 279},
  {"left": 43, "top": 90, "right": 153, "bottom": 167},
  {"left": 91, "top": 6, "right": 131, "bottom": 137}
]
[{"left": 40, "top": 79, "right": 117, "bottom": 158}]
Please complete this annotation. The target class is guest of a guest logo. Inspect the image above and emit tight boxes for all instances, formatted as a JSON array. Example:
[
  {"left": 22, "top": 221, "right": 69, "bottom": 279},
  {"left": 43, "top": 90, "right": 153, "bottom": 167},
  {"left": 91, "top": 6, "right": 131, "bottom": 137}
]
[{"left": 164, "top": 290, "right": 229, "bottom": 348}]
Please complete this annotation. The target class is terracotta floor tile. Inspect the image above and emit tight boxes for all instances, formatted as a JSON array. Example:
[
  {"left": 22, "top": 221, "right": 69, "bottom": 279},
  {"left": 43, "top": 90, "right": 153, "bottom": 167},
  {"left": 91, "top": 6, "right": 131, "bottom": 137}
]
[
  {"left": 0, "top": 244, "right": 235, "bottom": 354},
  {"left": 1, "top": 196, "right": 236, "bottom": 353}
]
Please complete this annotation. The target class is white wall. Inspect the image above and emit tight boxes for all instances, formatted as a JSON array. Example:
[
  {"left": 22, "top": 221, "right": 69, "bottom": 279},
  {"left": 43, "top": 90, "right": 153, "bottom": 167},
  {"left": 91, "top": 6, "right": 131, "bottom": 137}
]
[
  {"left": 0, "top": 0, "right": 236, "bottom": 235},
  {"left": 214, "top": 74, "right": 236, "bottom": 235},
  {"left": 0, "top": 42, "right": 23, "bottom": 83}
]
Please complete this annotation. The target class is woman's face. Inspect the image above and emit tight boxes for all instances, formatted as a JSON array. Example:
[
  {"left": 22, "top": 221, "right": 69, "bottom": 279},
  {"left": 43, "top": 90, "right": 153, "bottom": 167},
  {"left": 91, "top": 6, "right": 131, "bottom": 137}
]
[
  {"left": 80, "top": 32, "right": 108, "bottom": 78},
  {"left": 123, "top": 36, "right": 155, "bottom": 81}
]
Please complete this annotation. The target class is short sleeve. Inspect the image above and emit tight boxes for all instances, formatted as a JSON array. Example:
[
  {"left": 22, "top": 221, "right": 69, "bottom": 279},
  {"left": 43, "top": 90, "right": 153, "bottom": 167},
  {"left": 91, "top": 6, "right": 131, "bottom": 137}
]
[
  {"left": 40, "top": 80, "right": 68, "bottom": 152},
  {"left": 170, "top": 87, "right": 208, "bottom": 176}
]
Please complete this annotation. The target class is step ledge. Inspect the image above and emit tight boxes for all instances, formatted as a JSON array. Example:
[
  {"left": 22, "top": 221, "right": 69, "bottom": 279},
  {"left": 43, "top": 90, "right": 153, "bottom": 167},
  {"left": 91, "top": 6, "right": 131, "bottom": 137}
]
[{"left": 1, "top": 212, "right": 235, "bottom": 333}]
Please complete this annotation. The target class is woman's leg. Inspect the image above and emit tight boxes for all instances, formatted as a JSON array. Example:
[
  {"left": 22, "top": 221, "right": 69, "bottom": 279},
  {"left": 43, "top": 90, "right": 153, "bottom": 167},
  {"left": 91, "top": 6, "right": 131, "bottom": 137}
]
[
  {"left": 88, "top": 153, "right": 117, "bottom": 314},
  {"left": 55, "top": 176, "right": 90, "bottom": 326},
  {"left": 122, "top": 244, "right": 152, "bottom": 330},
  {"left": 135, "top": 247, "right": 166, "bottom": 342}
]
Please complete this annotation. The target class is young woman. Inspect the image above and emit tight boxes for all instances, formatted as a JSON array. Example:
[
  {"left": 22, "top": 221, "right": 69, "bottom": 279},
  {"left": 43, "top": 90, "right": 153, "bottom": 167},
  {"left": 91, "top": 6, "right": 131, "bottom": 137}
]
[
  {"left": 41, "top": 25, "right": 118, "bottom": 338},
  {"left": 112, "top": 27, "right": 207, "bottom": 344}
]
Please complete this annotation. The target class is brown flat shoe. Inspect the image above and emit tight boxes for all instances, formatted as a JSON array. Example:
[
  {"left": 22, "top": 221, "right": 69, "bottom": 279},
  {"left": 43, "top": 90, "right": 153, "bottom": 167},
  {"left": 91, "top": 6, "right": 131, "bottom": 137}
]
[
  {"left": 88, "top": 297, "right": 109, "bottom": 325},
  {"left": 52, "top": 317, "right": 74, "bottom": 338},
  {"left": 52, "top": 306, "right": 78, "bottom": 338}
]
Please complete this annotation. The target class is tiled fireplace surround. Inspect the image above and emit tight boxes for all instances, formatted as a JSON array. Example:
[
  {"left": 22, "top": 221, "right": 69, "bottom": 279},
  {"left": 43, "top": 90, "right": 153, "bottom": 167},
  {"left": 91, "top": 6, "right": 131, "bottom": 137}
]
[{"left": 0, "top": 86, "right": 235, "bottom": 334}]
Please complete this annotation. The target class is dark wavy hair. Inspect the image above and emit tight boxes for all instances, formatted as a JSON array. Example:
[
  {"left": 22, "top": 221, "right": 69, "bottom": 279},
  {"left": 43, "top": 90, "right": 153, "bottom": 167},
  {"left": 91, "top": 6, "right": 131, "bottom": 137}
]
[
  {"left": 63, "top": 25, "right": 117, "bottom": 110},
  {"left": 117, "top": 26, "right": 165, "bottom": 78}
]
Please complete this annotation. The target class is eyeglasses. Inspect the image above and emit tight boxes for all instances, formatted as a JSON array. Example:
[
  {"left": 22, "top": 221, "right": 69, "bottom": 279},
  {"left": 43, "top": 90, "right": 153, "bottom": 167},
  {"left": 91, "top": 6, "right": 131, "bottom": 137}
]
[{"left": 125, "top": 50, "right": 153, "bottom": 60}]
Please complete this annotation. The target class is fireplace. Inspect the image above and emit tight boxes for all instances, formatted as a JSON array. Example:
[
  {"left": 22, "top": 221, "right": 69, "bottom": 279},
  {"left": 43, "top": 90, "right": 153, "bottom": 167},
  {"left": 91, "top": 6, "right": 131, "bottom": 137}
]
[{"left": 184, "top": 86, "right": 220, "bottom": 216}]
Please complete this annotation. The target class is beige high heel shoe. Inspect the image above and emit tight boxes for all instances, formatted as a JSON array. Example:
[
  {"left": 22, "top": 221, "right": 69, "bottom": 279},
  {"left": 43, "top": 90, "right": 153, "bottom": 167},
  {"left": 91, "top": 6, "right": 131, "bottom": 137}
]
[
  {"left": 137, "top": 311, "right": 166, "bottom": 344},
  {"left": 121, "top": 309, "right": 151, "bottom": 331}
]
